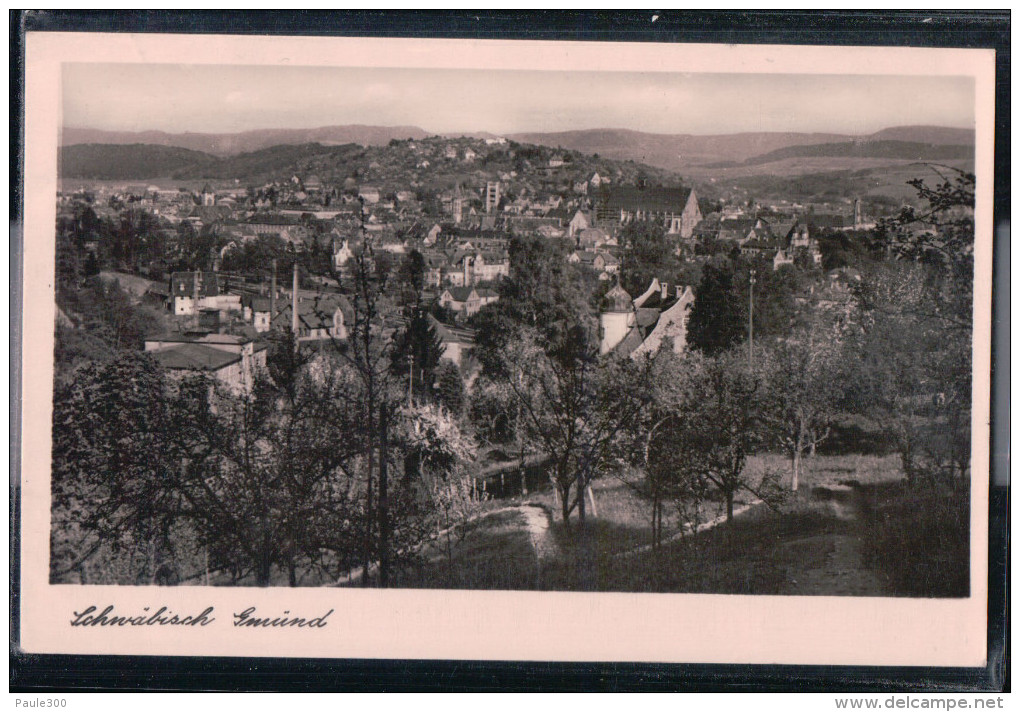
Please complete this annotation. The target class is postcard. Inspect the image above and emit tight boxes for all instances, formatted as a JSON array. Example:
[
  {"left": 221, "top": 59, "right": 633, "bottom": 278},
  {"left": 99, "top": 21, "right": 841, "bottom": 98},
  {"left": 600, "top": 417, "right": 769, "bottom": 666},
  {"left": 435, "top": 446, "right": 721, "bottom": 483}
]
[{"left": 18, "top": 30, "right": 995, "bottom": 666}]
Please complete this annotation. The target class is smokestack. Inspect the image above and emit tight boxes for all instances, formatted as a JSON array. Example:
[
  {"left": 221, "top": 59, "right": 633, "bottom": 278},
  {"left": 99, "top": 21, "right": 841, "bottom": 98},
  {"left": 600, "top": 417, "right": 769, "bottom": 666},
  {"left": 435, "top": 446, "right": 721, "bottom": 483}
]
[
  {"left": 270, "top": 259, "right": 277, "bottom": 327},
  {"left": 661, "top": 281, "right": 668, "bottom": 300},
  {"left": 292, "top": 261, "right": 299, "bottom": 347}
]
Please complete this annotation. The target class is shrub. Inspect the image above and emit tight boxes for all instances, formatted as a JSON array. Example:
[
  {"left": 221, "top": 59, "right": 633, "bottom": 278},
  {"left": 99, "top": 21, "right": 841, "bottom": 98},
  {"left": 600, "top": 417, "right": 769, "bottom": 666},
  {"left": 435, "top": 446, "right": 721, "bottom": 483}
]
[{"left": 858, "top": 479, "right": 969, "bottom": 597}]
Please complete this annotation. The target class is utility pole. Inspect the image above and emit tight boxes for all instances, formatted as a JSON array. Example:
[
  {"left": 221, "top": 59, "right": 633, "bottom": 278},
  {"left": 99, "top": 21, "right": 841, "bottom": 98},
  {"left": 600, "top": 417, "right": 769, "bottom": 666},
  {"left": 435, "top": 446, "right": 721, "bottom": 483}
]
[
  {"left": 378, "top": 401, "right": 389, "bottom": 587},
  {"left": 291, "top": 261, "right": 299, "bottom": 354},
  {"left": 748, "top": 268, "right": 756, "bottom": 367},
  {"left": 408, "top": 352, "right": 414, "bottom": 407},
  {"left": 270, "top": 258, "right": 277, "bottom": 327}
]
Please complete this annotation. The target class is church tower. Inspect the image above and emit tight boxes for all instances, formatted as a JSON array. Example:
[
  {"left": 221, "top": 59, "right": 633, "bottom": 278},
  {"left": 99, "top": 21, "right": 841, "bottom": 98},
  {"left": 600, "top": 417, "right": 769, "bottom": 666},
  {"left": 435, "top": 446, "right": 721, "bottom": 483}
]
[{"left": 600, "top": 283, "right": 635, "bottom": 355}]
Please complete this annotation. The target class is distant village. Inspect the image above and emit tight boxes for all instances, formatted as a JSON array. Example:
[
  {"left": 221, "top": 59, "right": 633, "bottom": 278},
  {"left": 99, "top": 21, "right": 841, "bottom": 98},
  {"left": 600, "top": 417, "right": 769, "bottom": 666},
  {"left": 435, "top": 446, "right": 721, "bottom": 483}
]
[{"left": 56, "top": 135, "right": 874, "bottom": 394}]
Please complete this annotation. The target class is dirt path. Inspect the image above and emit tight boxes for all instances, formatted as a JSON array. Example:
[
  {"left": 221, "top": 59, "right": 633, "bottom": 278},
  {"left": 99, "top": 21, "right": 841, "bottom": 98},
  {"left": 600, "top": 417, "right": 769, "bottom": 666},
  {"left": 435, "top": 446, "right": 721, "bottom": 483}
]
[
  {"left": 787, "top": 533, "right": 887, "bottom": 595},
  {"left": 332, "top": 503, "right": 556, "bottom": 586},
  {"left": 783, "top": 488, "right": 888, "bottom": 596},
  {"left": 518, "top": 504, "right": 555, "bottom": 562}
]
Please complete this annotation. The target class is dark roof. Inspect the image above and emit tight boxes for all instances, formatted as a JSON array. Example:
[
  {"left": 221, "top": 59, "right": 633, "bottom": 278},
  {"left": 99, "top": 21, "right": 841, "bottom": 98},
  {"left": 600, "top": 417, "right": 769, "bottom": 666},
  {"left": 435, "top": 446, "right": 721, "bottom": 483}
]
[
  {"left": 185, "top": 204, "right": 233, "bottom": 222},
  {"left": 605, "top": 186, "right": 693, "bottom": 213},
  {"left": 636, "top": 290, "right": 678, "bottom": 311},
  {"left": 720, "top": 218, "right": 756, "bottom": 232},
  {"left": 150, "top": 343, "right": 240, "bottom": 372},
  {"left": 170, "top": 272, "right": 222, "bottom": 298},
  {"left": 635, "top": 308, "right": 660, "bottom": 329},
  {"left": 272, "top": 294, "right": 353, "bottom": 330},
  {"left": 613, "top": 327, "right": 645, "bottom": 358},
  {"left": 444, "top": 286, "right": 476, "bottom": 302},
  {"left": 146, "top": 331, "right": 250, "bottom": 346},
  {"left": 427, "top": 314, "right": 474, "bottom": 345},
  {"left": 248, "top": 213, "right": 299, "bottom": 226}
]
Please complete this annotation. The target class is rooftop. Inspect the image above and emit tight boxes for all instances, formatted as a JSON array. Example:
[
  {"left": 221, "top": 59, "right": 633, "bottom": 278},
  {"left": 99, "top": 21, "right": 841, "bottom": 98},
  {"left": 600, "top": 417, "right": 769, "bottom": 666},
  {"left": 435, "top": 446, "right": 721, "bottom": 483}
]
[
  {"left": 605, "top": 185, "right": 693, "bottom": 213},
  {"left": 150, "top": 343, "right": 241, "bottom": 372}
]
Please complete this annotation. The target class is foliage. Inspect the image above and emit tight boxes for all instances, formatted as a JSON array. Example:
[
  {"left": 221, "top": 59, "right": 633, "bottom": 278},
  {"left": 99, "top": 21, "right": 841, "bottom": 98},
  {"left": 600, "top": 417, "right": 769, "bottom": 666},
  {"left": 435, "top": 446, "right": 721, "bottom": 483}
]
[
  {"left": 758, "top": 313, "right": 849, "bottom": 490},
  {"left": 473, "top": 234, "right": 596, "bottom": 378},
  {"left": 389, "top": 307, "right": 446, "bottom": 404},
  {"left": 396, "top": 249, "right": 427, "bottom": 304},
  {"left": 433, "top": 360, "right": 466, "bottom": 416},
  {"left": 847, "top": 167, "right": 974, "bottom": 484},
  {"left": 50, "top": 353, "right": 183, "bottom": 584},
  {"left": 398, "top": 403, "right": 478, "bottom": 480},
  {"left": 682, "top": 351, "right": 774, "bottom": 521},
  {"left": 618, "top": 219, "right": 680, "bottom": 297},
  {"left": 859, "top": 479, "right": 969, "bottom": 597},
  {"left": 54, "top": 277, "right": 167, "bottom": 386},
  {"left": 171, "top": 368, "right": 366, "bottom": 586},
  {"left": 503, "top": 328, "right": 655, "bottom": 525},
  {"left": 687, "top": 262, "right": 745, "bottom": 355},
  {"left": 60, "top": 143, "right": 216, "bottom": 180},
  {"left": 621, "top": 349, "right": 712, "bottom": 546},
  {"left": 468, "top": 377, "right": 519, "bottom": 447}
]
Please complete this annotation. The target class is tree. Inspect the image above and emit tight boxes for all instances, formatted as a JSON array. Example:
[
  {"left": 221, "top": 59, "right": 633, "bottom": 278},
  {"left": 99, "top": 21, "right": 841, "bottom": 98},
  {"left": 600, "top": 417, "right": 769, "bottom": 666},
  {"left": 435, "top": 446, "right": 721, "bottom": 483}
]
[
  {"left": 51, "top": 353, "right": 183, "bottom": 584},
  {"left": 505, "top": 326, "right": 654, "bottom": 526},
  {"left": 619, "top": 219, "right": 680, "bottom": 297},
  {"left": 54, "top": 278, "right": 167, "bottom": 386},
  {"left": 468, "top": 376, "right": 519, "bottom": 447},
  {"left": 330, "top": 241, "right": 401, "bottom": 585},
  {"left": 733, "top": 260, "right": 801, "bottom": 341},
  {"left": 390, "top": 307, "right": 445, "bottom": 405},
  {"left": 397, "top": 403, "right": 480, "bottom": 565},
  {"left": 848, "top": 167, "right": 975, "bottom": 484},
  {"left": 473, "top": 234, "right": 593, "bottom": 378},
  {"left": 687, "top": 261, "right": 744, "bottom": 355},
  {"left": 685, "top": 351, "right": 774, "bottom": 522},
  {"left": 847, "top": 262, "right": 971, "bottom": 483},
  {"left": 621, "top": 349, "right": 710, "bottom": 548},
  {"left": 396, "top": 249, "right": 426, "bottom": 305},
  {"left": 433, "top": 359, "right": 466, "bottom": 416},
  {"left": 168, "top": 366, "right": 365, "bottom": 587},
  {"left": 759, "top": 317, "right": 847, "bottom": 491}
]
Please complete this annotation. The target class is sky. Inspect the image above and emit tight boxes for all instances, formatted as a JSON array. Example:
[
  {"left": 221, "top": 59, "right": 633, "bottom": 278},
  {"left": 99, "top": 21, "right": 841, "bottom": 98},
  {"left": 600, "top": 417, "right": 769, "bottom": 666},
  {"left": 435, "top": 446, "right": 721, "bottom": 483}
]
[{"left": 62, "top": 63, "right": 975, "bottom": 136}]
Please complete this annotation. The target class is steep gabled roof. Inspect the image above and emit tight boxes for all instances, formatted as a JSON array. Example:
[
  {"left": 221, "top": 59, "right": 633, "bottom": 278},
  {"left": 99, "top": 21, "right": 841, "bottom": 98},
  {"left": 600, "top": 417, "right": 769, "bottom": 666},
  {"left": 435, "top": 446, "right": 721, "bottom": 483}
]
[
  {"left": 605, "top": 186, "right": 693, "bottom": 213},
  {"left": 613, "top": 327, "right": 645, "bottom": 358},
  {"left": 272, "top": 294, "right": 353, "bottom": 330},
  {"left": 443, "top": 286, "right": 477, "bottom": 302}
]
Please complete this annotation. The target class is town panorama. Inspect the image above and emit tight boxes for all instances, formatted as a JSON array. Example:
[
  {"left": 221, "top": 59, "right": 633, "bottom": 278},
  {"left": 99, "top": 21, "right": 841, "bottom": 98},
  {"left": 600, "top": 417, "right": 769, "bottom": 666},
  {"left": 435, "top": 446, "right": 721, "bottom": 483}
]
[{"left": 51, "top": 125, "right": 975, "bottom": 594}]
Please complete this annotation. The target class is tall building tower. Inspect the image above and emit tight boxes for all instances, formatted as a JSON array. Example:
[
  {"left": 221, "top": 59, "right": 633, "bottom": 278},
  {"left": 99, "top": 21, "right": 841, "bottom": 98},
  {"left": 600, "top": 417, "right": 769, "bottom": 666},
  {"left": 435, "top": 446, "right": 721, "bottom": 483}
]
[
  {"left": 485, "top": 181, "right": 501, "bottom": 214},
  {"left": 599, "top": 283, "right": 635, "bottom": 355}
]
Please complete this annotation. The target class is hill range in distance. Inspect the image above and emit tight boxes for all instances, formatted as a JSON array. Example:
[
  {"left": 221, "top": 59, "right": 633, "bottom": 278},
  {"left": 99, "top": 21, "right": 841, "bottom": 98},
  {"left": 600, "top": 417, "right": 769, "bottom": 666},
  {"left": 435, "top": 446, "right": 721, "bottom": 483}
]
[{"left": 61, "top": 124, "right": 974, "bottom": 179}]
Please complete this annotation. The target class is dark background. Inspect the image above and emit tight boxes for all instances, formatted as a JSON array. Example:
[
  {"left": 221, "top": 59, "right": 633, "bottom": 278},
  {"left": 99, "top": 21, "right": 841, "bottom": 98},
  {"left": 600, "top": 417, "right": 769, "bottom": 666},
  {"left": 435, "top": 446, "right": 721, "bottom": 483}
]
[{"left": 10, "top": 9, "right": 1009, "bottom": 692}]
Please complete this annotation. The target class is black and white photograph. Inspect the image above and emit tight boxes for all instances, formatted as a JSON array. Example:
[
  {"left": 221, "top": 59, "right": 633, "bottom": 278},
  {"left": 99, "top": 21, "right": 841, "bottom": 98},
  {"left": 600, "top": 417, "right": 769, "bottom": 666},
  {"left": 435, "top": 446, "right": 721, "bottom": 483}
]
[{"left": 17, "top": 29, "right": 996, "bottom": 666}]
